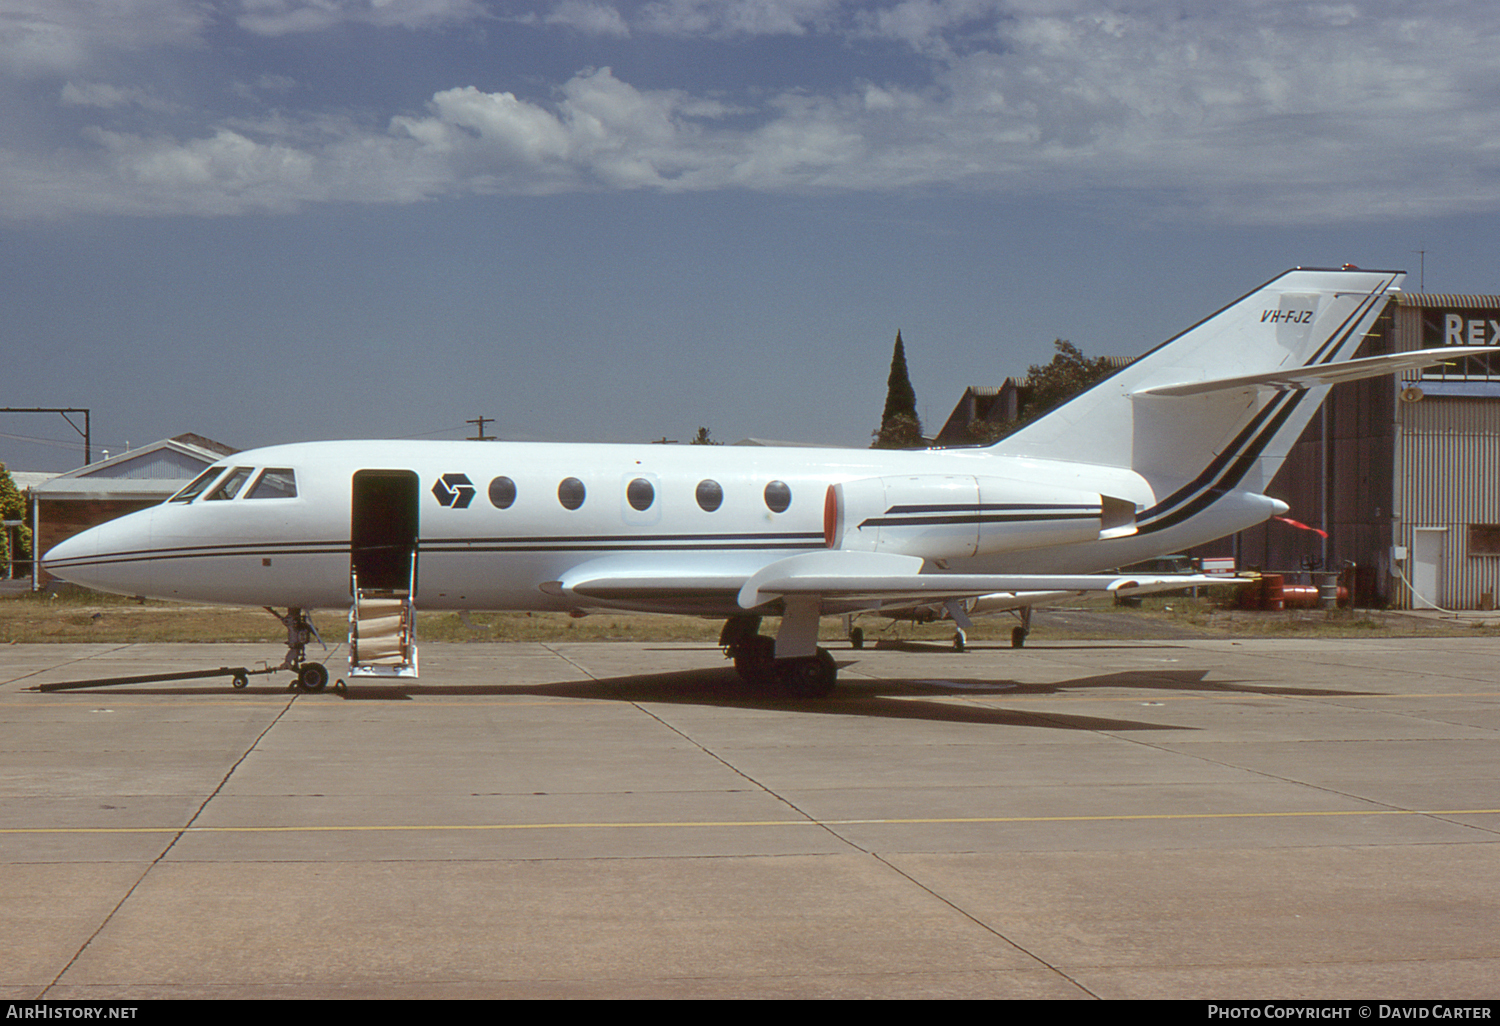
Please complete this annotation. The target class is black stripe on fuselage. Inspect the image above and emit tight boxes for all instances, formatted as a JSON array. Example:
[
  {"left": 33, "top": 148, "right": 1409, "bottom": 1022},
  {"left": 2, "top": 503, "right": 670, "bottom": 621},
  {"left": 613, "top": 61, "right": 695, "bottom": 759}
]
[
  {"left": 863, "top": 502, "right": 1101, "bottom": 529},
  {"left": 421, "top": 531, "right": 824, "bottom": 554},
  {"left": 43, "top": 540, "right": 349, "bottom": 571},
  {"left": 47, "top": 532, "right": 828, "bottom": 570},
  {"left": 857, "top": 512, "right": 1100, "bottom": 529},
  {"left": 882, "top": 503, "right": 1101, "bottom": 515}
]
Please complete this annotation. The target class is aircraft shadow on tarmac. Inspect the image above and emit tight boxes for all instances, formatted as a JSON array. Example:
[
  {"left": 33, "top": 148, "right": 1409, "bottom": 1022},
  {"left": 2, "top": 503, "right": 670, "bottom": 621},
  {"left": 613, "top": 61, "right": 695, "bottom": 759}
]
[{"left": 54, "top": 658, "right": 1376, "bottom": 732}]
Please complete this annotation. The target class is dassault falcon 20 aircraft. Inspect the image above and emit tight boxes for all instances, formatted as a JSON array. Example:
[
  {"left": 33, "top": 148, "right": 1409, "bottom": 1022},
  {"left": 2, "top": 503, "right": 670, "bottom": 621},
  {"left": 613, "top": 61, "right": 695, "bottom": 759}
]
[{"left": 43, "top": 267, "right": 1483, "bottom": 695}]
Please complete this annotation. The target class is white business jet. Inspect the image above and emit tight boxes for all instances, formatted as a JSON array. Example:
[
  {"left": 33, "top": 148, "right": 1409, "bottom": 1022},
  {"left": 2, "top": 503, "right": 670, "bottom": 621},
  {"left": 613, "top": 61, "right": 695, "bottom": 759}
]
[{"left": 42, "top": 267, "right": 1483, "bottom": 695}]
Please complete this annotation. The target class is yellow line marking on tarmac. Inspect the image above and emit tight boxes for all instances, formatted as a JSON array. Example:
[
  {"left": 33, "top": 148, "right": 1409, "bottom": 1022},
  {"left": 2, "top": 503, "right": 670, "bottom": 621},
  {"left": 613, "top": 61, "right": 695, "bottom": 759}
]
[{"left": 6, "top": 808, "right": 1499, "bottom": 835}]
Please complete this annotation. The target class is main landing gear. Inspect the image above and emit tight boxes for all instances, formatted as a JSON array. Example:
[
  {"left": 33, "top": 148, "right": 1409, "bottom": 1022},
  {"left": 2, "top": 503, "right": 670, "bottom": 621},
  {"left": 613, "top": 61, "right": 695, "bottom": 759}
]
[
  {"left": 265, "top": 607, "right": 337, "bottom": 691},
  {"left": 1011, "top": 604, "right": 1033, "bottom": 649},
  {"left": 720, "top": 615, "right": 838, "bottom": 698}
]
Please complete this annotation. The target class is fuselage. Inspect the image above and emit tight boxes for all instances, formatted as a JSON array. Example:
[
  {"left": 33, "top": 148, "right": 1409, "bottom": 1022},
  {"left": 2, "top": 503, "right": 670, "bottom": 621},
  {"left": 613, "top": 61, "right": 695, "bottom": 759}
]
[{"left": 42, "top": 438, "right": 1277, "bottom": 615}]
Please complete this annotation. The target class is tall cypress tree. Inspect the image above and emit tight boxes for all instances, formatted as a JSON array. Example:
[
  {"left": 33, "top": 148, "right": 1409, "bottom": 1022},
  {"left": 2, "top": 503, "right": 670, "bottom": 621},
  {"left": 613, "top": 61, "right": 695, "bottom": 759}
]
[{"left": 874, "top": 331, "right": 923, "bottom": 448}]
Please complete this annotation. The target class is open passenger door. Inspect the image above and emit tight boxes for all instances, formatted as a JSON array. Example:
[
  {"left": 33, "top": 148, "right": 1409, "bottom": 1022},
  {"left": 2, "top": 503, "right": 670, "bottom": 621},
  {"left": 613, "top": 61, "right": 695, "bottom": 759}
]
[{"left": 349, "top": 470, "right": 420, "bottom": 678}]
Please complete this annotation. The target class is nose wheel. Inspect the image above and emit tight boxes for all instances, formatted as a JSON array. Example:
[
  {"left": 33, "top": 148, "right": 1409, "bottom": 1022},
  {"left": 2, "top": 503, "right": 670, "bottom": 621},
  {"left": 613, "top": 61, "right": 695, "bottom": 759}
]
[{"left": 296, "top": 662, "right": 330, "bottom": 691}]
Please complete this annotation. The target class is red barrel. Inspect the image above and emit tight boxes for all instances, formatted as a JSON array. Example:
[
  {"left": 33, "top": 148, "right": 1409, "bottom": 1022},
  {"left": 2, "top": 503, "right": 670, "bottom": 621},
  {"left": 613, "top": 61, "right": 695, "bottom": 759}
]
[
  {"left": 1262, "top": 574, "right": 1285, "bottom": 611},
  {"left": 1281, "top": 584, "right": 1320, "bottom": 609}
]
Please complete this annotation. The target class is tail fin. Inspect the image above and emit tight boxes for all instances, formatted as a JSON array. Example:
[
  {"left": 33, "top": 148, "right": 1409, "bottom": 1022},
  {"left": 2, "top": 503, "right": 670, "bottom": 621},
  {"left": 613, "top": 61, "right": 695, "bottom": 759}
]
[{"left": 989, "top": 268, "right": 1404, "bottom": 518}]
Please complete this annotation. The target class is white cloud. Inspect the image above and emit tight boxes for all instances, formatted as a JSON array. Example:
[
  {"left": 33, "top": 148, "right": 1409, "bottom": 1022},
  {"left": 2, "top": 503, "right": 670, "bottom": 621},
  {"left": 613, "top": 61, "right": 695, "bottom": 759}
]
[
  {"left": 6, "top": 1, "right": 1500, "bottom": 224},
  {"left": 635, "top": 0, "right": 840, "bottom": 37},
  {"left": 230, "top": 74, "right": 298, "bottom": 101},
  {"left": 0, "top": 0, "right": 209, "bottom": 76},
  {"left": 392, "top": 69, "right": 740, "bottom": 190},
  {"left": 235, "top": 0, "right": 489, "bottom": 36},
  {"left": 85, "top": 126, "right": 320, "bottom": 212},
  {"left": 544, "top": 0, "right": 631, "bottom": 36},
  {"left": 61, "top": 80, "right": 168, "bottom": 110}
]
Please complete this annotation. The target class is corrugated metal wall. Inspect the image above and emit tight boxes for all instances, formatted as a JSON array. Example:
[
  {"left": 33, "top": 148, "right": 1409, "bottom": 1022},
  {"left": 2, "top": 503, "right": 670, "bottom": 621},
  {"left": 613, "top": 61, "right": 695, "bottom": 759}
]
[
  {"left": 1392, "top": 301, "right": 1500, "bottom": 609},
  {"left": 1395, "top": 396, "right": 1500, "bottom": 609}
]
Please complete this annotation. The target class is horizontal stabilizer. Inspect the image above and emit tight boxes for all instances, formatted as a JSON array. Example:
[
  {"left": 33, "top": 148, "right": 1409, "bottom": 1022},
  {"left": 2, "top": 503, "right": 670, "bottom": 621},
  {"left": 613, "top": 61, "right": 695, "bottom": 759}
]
[{"left": 1133, "top": 347, "right": 1500, "bottom": 398}]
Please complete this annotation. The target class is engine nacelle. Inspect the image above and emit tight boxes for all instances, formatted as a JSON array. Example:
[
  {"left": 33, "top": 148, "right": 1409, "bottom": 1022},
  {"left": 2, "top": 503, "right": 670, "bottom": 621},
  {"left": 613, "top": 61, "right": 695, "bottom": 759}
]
[{"left": 824, "top": 475, "right": 1136, "bottom": 561}]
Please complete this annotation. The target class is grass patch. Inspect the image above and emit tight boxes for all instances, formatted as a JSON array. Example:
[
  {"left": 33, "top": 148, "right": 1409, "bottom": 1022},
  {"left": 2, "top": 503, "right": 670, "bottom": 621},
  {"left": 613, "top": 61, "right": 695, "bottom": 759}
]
[{"left": 3, "top": 588, "right": 1496, "bottom": 646}]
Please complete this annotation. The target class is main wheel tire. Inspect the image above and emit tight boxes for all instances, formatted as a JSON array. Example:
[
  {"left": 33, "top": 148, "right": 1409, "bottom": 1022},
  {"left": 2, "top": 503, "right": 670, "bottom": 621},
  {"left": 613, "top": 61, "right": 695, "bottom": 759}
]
[
  {"left": 1011, "top": 626, "right": 1028, "bottom": 649},
  {"left": 732, "top": 635, "right": 775, "bottom": 686},
  {"left": 774, "top": 649, "right": 837, "bottom": 698},
  {"left": 849, "top": 626, "right": 864, "bottom": 650}
]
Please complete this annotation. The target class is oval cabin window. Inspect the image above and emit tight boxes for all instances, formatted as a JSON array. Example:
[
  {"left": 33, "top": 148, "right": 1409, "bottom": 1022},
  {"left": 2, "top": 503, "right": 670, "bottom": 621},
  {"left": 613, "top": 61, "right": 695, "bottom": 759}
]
[
  {"left": 489, "top": 476, "right": 517, "bottom": 509},
  {"left": 764, "top": 481, "right": 791, "bottom": 513},
  {"left": 696, "top": 479, "right": 723, "bottom": 512},
  {"left": 558, "top": 477, "right": 586, "bottom": 510},
  {"left": 627, "top": 477, "right": 654, "bottom": 512}
]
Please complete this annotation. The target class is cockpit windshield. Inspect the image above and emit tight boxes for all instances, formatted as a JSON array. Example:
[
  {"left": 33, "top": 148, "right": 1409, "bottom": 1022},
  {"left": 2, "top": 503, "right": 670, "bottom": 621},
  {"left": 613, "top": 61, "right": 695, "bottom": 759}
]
[
  {"left": 205, "top": 467, "right": 253, "bottom": 501},
  {"left": 246, "top": 468, "right": 297, "bottom": 499},
  {"left": 169, "top": 467, "right": 227, "bottom": 503},
  {"left": 168, "top": 466, "right": 298, "bottom": 504}
]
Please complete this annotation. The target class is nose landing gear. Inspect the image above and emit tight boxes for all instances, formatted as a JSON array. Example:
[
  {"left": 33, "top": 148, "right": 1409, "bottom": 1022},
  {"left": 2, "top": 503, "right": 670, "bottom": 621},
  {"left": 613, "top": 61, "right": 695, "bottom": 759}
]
[
  {"left": 266, "top": 607, "right": 338, "bottom": 691},
  {"left": 31, "top": 608, "right": 340, "bottom": 694}
]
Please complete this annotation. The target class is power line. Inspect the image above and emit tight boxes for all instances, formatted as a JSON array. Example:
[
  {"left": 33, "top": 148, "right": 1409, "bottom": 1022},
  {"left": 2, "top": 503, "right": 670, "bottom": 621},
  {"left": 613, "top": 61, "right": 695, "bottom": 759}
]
[{"left": 0, "top": 409, "right": 91, "bottom": 464}]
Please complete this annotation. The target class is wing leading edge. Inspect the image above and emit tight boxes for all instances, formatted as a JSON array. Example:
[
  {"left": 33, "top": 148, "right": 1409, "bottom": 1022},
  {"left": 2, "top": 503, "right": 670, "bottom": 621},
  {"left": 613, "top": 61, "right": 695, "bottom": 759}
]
[
  {"left": 735, "top": 550, "right": 1225, "bottom": 608},
  {"left": 556, "top": 549, "right": 1227, "bottom": 613}
]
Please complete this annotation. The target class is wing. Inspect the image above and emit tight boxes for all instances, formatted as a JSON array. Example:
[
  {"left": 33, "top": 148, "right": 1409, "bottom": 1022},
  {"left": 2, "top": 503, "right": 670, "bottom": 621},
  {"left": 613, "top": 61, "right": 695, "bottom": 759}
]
[
  {"left": 550, "top": 550, "right": 1228, "bottom": 614},
  {"left": 734, "top": 550, "right": 1226, "bottom": 609}
]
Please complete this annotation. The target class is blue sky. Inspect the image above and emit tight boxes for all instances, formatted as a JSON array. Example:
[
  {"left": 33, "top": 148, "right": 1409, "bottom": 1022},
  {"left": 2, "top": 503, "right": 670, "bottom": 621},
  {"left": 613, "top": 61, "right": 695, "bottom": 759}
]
[{"left": 4, "top": 0, "right": 1499, "bottom": 471}]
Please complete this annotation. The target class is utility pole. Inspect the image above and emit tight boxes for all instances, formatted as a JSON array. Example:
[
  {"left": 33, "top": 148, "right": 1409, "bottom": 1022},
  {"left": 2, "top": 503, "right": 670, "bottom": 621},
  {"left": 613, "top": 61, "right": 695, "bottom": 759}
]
[
  {"left": 466, "top": 416, "right": 496, "bottom": 442},
  {"left": 0, "top": 408, "right": 92, "bottom": 465}
]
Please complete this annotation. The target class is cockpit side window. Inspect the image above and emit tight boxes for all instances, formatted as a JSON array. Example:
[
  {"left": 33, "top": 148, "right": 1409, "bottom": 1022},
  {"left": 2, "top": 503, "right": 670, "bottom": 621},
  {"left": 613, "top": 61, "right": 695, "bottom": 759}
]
[
  {"left": 246, "top": 468, "right": 298, "bottom": 500},
  {"left": 205, "top": 467, "right": 253, "bottom": 501},
  {"left": 170, "top": 467, "right": 228, "bottom": 503}
]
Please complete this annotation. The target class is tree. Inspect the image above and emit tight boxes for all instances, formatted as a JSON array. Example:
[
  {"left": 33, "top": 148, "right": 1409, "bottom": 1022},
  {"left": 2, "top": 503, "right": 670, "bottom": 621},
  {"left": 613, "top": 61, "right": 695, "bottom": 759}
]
[
  {"left": 1023, "top": 340, "right": 1117, "bottom": 421},
  {"left": 872, "top": 412, "right": 924, "bottom": 450},
  {"left": 873, "top": 330, "right": 923, "bottom": 448},
  {"left": 0, "top": 463, "right": 31, "bottom": 579},
  {"left": 689, "top": 427, "right": 719, "bottom": 445},
  {"left": 980, "top": 340, "right": 1119, "bottom": 443}
]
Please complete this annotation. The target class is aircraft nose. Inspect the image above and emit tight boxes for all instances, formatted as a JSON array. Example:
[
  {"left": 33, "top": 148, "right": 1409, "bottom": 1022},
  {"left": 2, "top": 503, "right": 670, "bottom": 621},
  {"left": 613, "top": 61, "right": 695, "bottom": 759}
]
[
  {"left": 41, "top": 508, "right": 157, "bottom": 596},
  {"left": 41, "top": 530, "right": 94, "bottom": 581}
]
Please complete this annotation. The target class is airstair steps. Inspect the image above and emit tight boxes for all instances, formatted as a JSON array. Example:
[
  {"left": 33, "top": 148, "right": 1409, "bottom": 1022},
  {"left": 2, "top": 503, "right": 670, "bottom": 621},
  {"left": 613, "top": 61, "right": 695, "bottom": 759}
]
[{"left": 349, "top": 573, "right": 418, "bottom": 678}]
